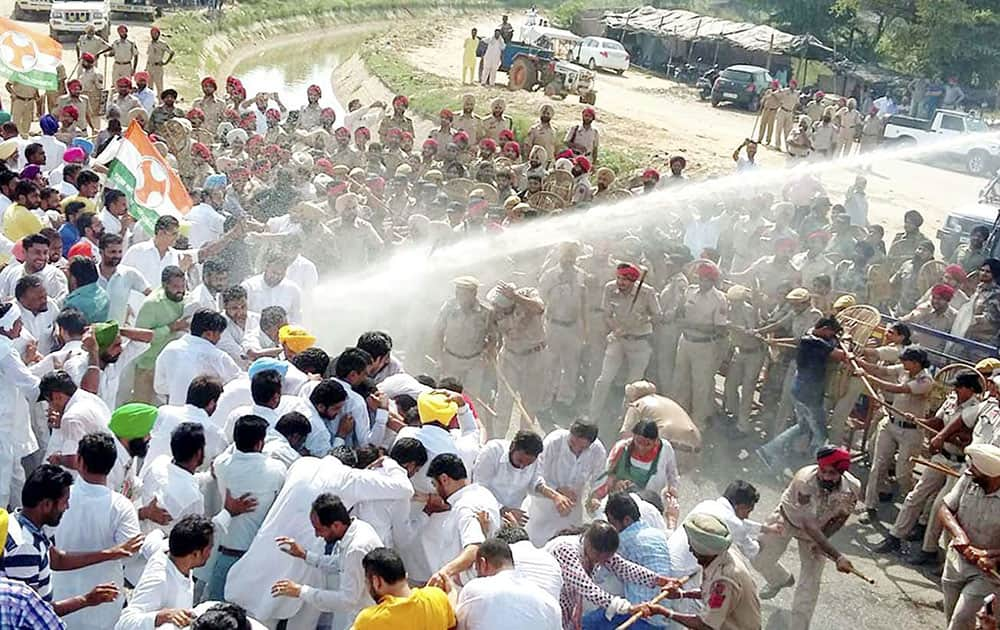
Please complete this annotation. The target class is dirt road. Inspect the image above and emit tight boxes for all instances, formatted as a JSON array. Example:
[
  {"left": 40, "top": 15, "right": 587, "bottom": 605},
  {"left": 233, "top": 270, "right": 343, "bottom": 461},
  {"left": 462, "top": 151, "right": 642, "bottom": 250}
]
[{"left": 404, "top": 14, "right": 989, "bottom": 239}]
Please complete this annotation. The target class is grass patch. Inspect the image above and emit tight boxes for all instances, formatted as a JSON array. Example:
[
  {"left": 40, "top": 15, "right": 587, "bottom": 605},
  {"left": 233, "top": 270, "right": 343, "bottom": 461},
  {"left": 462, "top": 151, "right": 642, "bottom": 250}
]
[{"left": 362, "top": 39, "right": 644, "bottom": 175}]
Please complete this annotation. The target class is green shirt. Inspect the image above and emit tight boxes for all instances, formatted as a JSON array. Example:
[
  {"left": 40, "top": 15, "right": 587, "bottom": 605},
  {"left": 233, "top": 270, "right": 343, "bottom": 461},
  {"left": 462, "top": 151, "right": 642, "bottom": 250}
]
[{"left": 134, "top": 287, "right": 184, "bottom": 370}]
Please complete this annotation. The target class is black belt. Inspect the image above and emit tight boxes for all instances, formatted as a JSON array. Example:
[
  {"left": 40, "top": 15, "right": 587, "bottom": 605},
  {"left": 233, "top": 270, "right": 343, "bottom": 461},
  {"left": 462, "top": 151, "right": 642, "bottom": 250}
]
[
  {"left": 508, "top": 343, "right": 546, "bottom": 356},
  {"left": 621, "top": 333, "right": 651, "bottom": 341},
  {"left": 673, "top": 443, "right": 701, "bottom": 454},
  {"left": 217, "top": 545, "right": 246, "bottom": 558},
  {"left": 682, "top": 333, "right": 722, "bottom": 343},
  {"left": 890, "top": 416, "right": 918, "bottom": 430},
  {"left": 115, "top": 61, "right": 132, "bottom": 65},
  {"left": 737, "top": 345, "right": 763, "bottom": 353},
  {"left": 13, "top": 95, "right": 35, "bottom": 101},
  {"left": 151, "top": 62, "right": 163, "bottom": 66},
  {"left": 445, "top": 348, "right": 483, "bottom": 360},
  {"left": 548, "top": 318, "right": 577, "bottom": 327}
]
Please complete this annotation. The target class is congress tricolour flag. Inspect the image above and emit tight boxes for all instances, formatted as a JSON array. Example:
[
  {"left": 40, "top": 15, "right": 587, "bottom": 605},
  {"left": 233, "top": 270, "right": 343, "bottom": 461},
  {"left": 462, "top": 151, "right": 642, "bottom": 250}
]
[
  {"left": 0, "top": 18, "right": 62, "bottom": 91},
  {"left": 107, "top": 120, "right": 193, "bottom": 235}
]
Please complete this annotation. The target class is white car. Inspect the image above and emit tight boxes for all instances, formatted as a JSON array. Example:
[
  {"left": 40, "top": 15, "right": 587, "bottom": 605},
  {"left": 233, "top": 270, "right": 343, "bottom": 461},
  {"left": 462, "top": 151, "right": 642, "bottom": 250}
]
[{"left": 572, "top": 36, "right": 630, "bottom": 74}]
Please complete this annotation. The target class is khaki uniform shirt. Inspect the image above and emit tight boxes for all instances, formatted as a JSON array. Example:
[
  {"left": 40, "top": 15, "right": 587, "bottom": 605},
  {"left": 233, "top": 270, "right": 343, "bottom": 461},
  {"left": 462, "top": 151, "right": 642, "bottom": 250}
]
[
  {"left": 792, "top": 252, "right": 835, "bottom": 287},
  {"left": 495, "top": 289, "right": 547, "bottom": 353},
  {"left": 942, "top": 474, "right": 1000, "bottom": 583},
  {"left": 76, "top": 34, "right": 109, "bottom": 57},
  {"left": 883, "top": 365, "right": 934, "bottom": 418},
  {"left": 524, "top": 122, "right": 557, "bottom": 163},
  {"left": 109, "top": 93, "right": 142, "bottom": 117},
  {"left": 453, "top": 113, "right": 480, "bottom": 145},
  {"left": 433, "top": 299, "right": 496, "bottom": 358},
  {"left": 480, "top": 114, "right": 513, "bottom": 143},
  {"left": 658, "top": 271, "right": 690, "bottom": 323},
  {"left": 602, "top": 281, "right": 661, "bottom": 337},
  {"left": 56, "top": 95, "right": 90, "bottom": 131},
  {"left": 9, "top": 83, "right": 38, "bottom": 101},
  {"left": 804, "top": 100, "right": 825, "bottom": 122},
  {"left": 79, "top": 67, "right": 103, "bottom": 94},
  {"left": 729, "top": 301, "right": 762, "bottom": 352},
  {"left": 565, "top": 123, "right": 598, "bottom": 158},
  {"left": 902, "top": 305, "right": 957, "bottom": 351},
  {"left": 192, "top": 95, "right": 225, "bottom": 131},
  {"left": 777, "top": 89, "right": 799, "bottom": 112},
  {"left": 934, "top": 393, "right": 980, "bottom": 460},
  {"left": 111, "top": 39, "right": 138, "bottom": 64},
  {"left": 779, "top": 464, "right": 860, "bottom": 535},
  {"left": 743, "top": 256, "right": 801, "bottom": 302},
  {"left": 378, "top": 114, "right": 414, "bottom": 142},
  {"left": 331, "top": 146, "right": 361, "bottom": 169},
  {"left": 429, "top": 126, "right": 454, "bottom": 155},
  {"left": 760, "top": 89, "right": 779, "bottom": 111},
  {"left": 298, "top": 103, "right": 323, "bottom": 130},
  {"left": 146, "top": 40, "right": 172, "bottom": 67},
  {"left": 972, "top": 397, "right": 1000, "bottom": 447},
  {"left": 837, "top": 108, "right": 862, "bottom": 140},
  {"left": 680, "top": 286, "right": 728, "bottom": 341},
  {"left": 791, "top": 306, "right": 822, "bottom": 339},
  {"left": 888, "top": 231, "right": 932, "bottom": 260},
  {"left": 699, "top": 549, "right": 762, "bottom": 630},
  {"left": 538, "top": 265, "right": 586, "bottom": 325}
]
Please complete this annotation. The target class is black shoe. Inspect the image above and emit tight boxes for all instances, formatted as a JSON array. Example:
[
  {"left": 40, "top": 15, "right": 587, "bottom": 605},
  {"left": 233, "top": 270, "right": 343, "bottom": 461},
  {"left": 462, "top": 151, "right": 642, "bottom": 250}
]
[
  {"left": 759, "top": 574, "right": 795, "bottom": 600},
  {"left": 860, "top": 507, "right": 879, "bottom": 524},
  {"left": 873, "top": 535, "right": 901, "bottom": 554},
  {"left": 905, "top": 524, "right": 927, "bottom": 542},
  {"left": 907, "top": 550, "right": 940, "bottom": 566},
  {"left": 878, "top": 492, "right": 894, "bottom": 503}
]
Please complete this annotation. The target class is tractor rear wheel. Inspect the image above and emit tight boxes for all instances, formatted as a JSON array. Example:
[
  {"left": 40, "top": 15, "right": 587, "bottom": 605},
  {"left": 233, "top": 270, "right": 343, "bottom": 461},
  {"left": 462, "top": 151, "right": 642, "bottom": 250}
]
[{"left": 508, "top": 58, "right": 537, "bottom": 91}]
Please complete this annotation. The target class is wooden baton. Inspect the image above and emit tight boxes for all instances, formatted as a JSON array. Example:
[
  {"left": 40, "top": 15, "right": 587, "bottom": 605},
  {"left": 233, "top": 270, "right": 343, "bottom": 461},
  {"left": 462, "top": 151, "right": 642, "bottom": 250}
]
[{"left": 614, "top": 573, "right": 696, "bottom": 630}]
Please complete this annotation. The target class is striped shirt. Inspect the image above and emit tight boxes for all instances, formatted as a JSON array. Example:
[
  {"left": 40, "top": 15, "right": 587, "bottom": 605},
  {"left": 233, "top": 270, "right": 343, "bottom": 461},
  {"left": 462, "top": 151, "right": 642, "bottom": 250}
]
[
  {"left": 0, "top": 577, "right": 64, "bottom": 629},
  {"left": 1, "top": 512, "right": 53, "bottom": 601}
]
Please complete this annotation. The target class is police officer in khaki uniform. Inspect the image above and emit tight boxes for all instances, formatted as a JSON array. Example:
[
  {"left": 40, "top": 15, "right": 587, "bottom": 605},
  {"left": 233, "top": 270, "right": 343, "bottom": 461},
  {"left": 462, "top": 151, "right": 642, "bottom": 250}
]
[
  {"left": 6, "top": 81, "right": 41, "bottom": 137},
  {"left": 773, "top": 80, "right": 799, "bottom": 152},
  {"left": 856, "top": 345, "right": 934, "bottom": 514},
  {"left": 432, "top": 276, "right": 498, "bottom": 401},
  {"left": 656, "top": 253, "right": 690, "bottom": 394},
  {"left": 78, "top": 52, "right": 104, "bottom": 131},
  {"left": 76, "top": 24, "right": 108, "bottom": 60},
  {"left": 102, "top": 25, "right": 139, "bottom": 86},
  {"left": 672, "top": 262, "right": 728, "bottom": 429},
  {"left": 57, "top": 80, "right": 91, "bottom": 134},
  {"left": 888, "top": 209, "right": 933, "bottom": 260},
  {"left": 377, "top": 94, "right": 414, "bottom": 144},
  {"left": 453, "top": 93, "right": 480, "bottom": 146},
  {"left": 646, "top": 513, "right": 761, "bottom": 630},
  {"left": 539, "top": 241, "right": 587, "bottom": 411},
  {"left": 524, "top": 103, "right": 557, "bottom": 166},
  {"left": 45, "top": 63, "right": 67, "bottom": 116},
  {"left": 428, "top": 108, "right": 455, "bottom": 158},
  {"left": 490, "top": 282, "right": 547, "bottom": 437},
  {"left": 938, "top": 443, "right": 1000, "bottom": 630},
  {"left": 589, "top": 262, "right": 662, "bottom": 434},
  {"left": 753, "top": 446, "right": 860, "bottom": 629},
  {"left": 145, "top": 27, "right": 174, "bottom": 95},
  {"left": 480, "top": 97, "right": 513, "bottom": 144},
  {"left": 724, "top": 285, "right": 766, "bottom": 435},
  {"left": 757, "top": 80, "right": 781, "bottom": 145}
]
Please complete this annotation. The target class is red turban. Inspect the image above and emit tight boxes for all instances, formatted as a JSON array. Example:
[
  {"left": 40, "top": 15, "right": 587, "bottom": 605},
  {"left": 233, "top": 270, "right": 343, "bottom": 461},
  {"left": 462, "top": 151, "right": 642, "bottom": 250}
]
[
  {"left": 81, "top": 52, "right": 95, "bottom": 63},
  {"left": 423, "top": 138, "right": 438, "bottom": 149},
  {"left": 117, "top": 24, "right": 128, "bottom": 34},
  {"left": 775, "top": 237, "right": 798, "bottom": 254},
  {"left": 582, "top": 106, "right": 596, "bottom": 119},
  {"left": 479, "top": 138, "right": 496, "bottom": 151},
  {"left": 67, "top": 79, "right": 82, "bottom": 90},
  {"left": 115, "top": 77, "right": 132, "bottom": 88},
  {"left": 327, "top": 182, "right": 349, "bottom": 196},
  {"left": 387, "top": 128, "right": 402, "bottom": 139},
  {"left": 771, "top": 79, "right": 779, "bottom": 88},
  {"left": 246, "top": 135, "right": 265, "bottom": 149},
  {"left": 133, "top": 71, "right": 149, "bottom": 82},
  {"left": 62, "top": 105, "right": 79, "bottom": 121},
  {"left": 307, "top": 84, "right": 322, "bottom": 96},
  {"left": 320, "top": 107, "right": 336, "bottom": 122},
  {"left": 498, "top": 129, "right": 515, "bottom": 142},
  {"left": 696, "top": 262, "right": 721, "bottom": 281},
  {"left": 252, "top": 159, "right": 272, "bottom": 176},
  {"left": 192, "top": 142, "right": 212, "bottom": 160},
  {"left": 67, "top": 240, "right": 93, "bottom": 259},
  {"left": 452, "top": 131, "right": 469, "bottom": 143},
  {"left": 440, "top": 108, "right": 454, "bottom": 120},
  {"left": 150, "top": 26, "right": 160, "bottom": 37},
  {"left": 265, "top": 108, "right": 281, "bottom": 122},
  {"left": 201, "top": 76, "right": 217, "bottom": 89},
  {"left": 315, "top": 158, "right": 334, "bottom": 175},
  {"left": 944, "top": 264, "right": 966, "bottom": 279},
  {"left": 573, "top": 155, "right": 591, "bottom": 173},
  {"left": 355, "top": 127, "right": 371, "bottom": 139},
  {"left": 931, "top": 284, "right": 956, "bottom": 300},
  {"left": 806, "top": 230, "right": 831, "bottom": 242},
  {"left": 186, "top": 108, "right": 205, "bottom": 121},
  {"left": 392, "top": 94, "right": 409, "bottom": 108},
  {"left": 225, "top": 75, "right": 239, "bottom": 87},
  {"left": 617, "top": 264, "right": 641, "bottom": 282},
  {"left": 223, "top": 108, "right": 239, "bottom": 122},
  {"left": 557, "top": 149, "right": 575, "bottom": 160},
  {"left": 334, "top": 126, "right": 351, "bottom": 138},
  {"left": 817, "top": 446, "right": 851, "bottom": 472},
  {"left": 642, "top": 168, "right": 660, "bottom": 181},
  {"left": 263, "top": 144, "right": 282, "bottom": 159},
  {"left": 503, "top": 141, "right": 520, "bottom": 157},
  {"left": 467, "top": 199, "right": 489, "bottom": 217},
  {"left": 401, "top": 131, "right": 413, "bottom": 142},
  {"left": 789, "top": 79, "right": 798, "bottom": 88},
  {"left": 815, "top": 90, "right": 825, "bottom": 99}
]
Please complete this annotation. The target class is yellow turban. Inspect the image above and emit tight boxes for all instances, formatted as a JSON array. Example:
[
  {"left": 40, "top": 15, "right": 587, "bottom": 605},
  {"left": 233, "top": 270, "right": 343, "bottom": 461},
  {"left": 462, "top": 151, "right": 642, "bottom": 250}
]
[
  {"left": 417, "top": 391, "right": 458, "bottom": 425},
  {"left": 0, "top": 508, "right": 8, "bottom": 555},
  {"left": 278, "top": 325, "right": 317, "bottom": 354}
]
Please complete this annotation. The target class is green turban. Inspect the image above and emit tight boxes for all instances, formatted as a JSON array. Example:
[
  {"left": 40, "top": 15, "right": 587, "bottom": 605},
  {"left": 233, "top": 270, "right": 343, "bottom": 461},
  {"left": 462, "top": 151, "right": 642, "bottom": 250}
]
[
  {"left": 93, "top": 321, "right": 119, "bottom": 351},
  {"left": 683, "top": 513, "right": 732, "bottom": 556},
  {"left": 108, "top": 403, "right": 158, "bottom": 439},
  {"left": 0, "top": 111, "right": 10, "bottom": 125}
]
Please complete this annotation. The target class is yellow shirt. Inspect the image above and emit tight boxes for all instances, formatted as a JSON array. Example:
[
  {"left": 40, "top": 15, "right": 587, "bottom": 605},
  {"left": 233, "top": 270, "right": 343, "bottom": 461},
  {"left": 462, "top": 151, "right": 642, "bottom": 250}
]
[
  {"left": 2, "top": 203, "right": 44, "bottom": 242},
  {"left": 463, "top": 37, "right": 479, "bottom": 62},
  {"left": 353, "top": 587, "right": 456, "bottom": 630}
]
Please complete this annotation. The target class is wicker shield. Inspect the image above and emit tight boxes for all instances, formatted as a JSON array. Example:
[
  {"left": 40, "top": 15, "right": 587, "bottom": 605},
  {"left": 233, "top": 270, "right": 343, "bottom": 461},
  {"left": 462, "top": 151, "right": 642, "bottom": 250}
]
[
  {"left": 543, "top": 170, "right": 574, "bottom": 203},
  {"left": 918, "top": 260, "right": 947, "bottom": 296},
  {"left": 930, "top": 364, "right": 987, "bottom": 414},
  {"left": 444, "top": 178, "right": 476, "bottom": 201},
  {"left": 866, "top": 263, "right": 893, "bottom": 307},
  {"left": 527, "top": 191, "right": 564, "bottom": 212},
  {"left": 160, "top": 118, "right": 189, "bottom": 156},
  {"left": 828, "top": 304, "right": 882, "bottom": 400},
  {"left": 473, "top": 182, "right": 500, "bottom": 203},
  {"left": 607, "top": 188, "right": 634, "bottom": 201}
]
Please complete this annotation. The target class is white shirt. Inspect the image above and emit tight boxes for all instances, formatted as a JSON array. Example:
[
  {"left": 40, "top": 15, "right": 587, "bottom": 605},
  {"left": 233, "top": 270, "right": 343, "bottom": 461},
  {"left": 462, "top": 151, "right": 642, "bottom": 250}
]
[
  {"left": 63, "top": 338, "right": 150, "bottom": 410},
  {"left": 668, "top": 496, "right": 762, "bottom": 578},
  {"left": 185, "top": 202, "right": 226, "bottom": 249},
  {"left": 145, "top": 404, "right": 228, "bottom": 471},
  {"left": 45, "top": 389, "right": 112, "bottom": 460},
  {"left": 136, "top": 456, "right": 205, "bottom": 536},
  {"left": 241, "top": 274, "right": 302, "bottom": 323},
  {"left": 285, "top": 255, "right": 317, "bottom": 297},
  {"left": 396, "top": 407, "right": 481, "bottom": 494},
  {"left": 115, "top": 550, "right": 193, "bottom": 630},
  {"left": 225, "top": 457, "right": 413, "bottom": 622},
  {"left": 121, "top": 240, "right": 187, "bottom": 288},
  {"left": 0, "top": 262, "right": 69, "bottom": 301},
  {"left": 17, "top": 298, "right": 59, "bottom": 355},
  {"left": 219, "top": 311, "right": 260, "bottom": 368},
  {"left": 98, "top": 264, "right": 150, "bottom": 325},
  {"left": 327, "top": 376, "right": 380, "bottom": 449},
  {"left": 510, "top": 540, "right": 564, "bottom": 603},
  {"left": 299, "top": 518, "right": 384, "bottom": 630},
  {"left": 186, "top": 283, "right": 222, "bottom": 313},
  {"left": 456, "top": 568, "right": 561, "bottom": 630},
  {"left": 473, "top": 439, "right": 541, "bottom": 509},
  {"left": 154, "top": 333, "right": 241, "bottom": 405},
  {"left": 136, "top": 87, "right": 155, "bottom": 113},
  {"left": 212, "top": 449, "right": 287, "bottom": 552},
  {"left": 51, "top": 478, "right": 141, "bottom": 630},
  {"left": 39, "top": 134, "right": 66, "bottom": 172},
  {"left": 418, "top": 483, "right": 500, "bottom": 584}
]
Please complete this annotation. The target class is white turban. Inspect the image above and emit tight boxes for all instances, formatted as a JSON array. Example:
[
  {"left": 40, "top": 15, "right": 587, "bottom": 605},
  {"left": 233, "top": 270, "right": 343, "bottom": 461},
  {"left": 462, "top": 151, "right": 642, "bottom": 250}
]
[
  {"left": 967, "top": 443, "right": 1000, "bottom": 477},
  {"left": 226, "top": 128, "right": 248, "bottom": 145},
  {"left": 0, "top": 303, "right": 21, "bottom": 331}
]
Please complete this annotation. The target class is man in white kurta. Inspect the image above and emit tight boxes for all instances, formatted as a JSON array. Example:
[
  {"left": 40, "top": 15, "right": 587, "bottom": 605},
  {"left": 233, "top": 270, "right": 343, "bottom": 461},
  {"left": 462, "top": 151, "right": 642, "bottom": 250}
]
[
  {"left": 241, "top": 257, "right": 303, "bottom": 323},
  {"left": 224, "top": 456, "right": 414, "bottom": 628},
  {"left": 153, "top": 320, "right": 241, "bottom": 405},
  {"left": 473, "top": 432, "right": 563, "bottom": 527},
  {"left": 480, "top": 31, "right": 505, "bottom": 86},
  {"left": 144, "top": 397, "right": 228, "bottom": 473},
  {"left": 0, "top": 305, "right": 42, "bottom": 507},
  {"left": 526, "top": 424, "right": 607, "bottom": 546},
  {"left": 41, "top": 374, "right": 112, "bottom": 468}
]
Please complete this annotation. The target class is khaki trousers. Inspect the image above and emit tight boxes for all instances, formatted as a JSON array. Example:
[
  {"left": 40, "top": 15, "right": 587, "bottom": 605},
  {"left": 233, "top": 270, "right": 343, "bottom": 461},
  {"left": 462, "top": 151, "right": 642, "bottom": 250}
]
[
  {"left": 889, "top": 464, "right": 949, "bottom": 539},
  {"left": 590, "top": 336, "right": 652, "bottom": 438},
  {"left": 724, "top": 347, "right": 765, "bottom": 431},
  {"left": 656, "top": 324, "right": 681, "bottom": 397},
  {"left": 671, "top": 335, "right": 719, "bottom": 428},
  {"left": 828, "top": 377, "right": 863, "bottom": 446},
  {"left": 943, "top": 573, "right": 1000, "bottom": 630},
  {"left": 863, "top": 417, "right": 924, "bottom": 508},
  {"left": 758, "top": 108, "right": 777, "bottom": 144},
  {"left": 752, "top": 509, "right": 826, "bottom": 630},
  {"left": 83, "top": 90, "right": 102, "bottom": 131},
  {"left": 148, "top": 65, "right": 165, "bottom": 93},
  {"left": 922, "top": 473, "right": 959, "bottom": 553},
  {"left": 112, "top": 61, "right": 133, "bottom": 84},
  {"left": 11, "top": 98, "right": 34, "bottom": 136},
  {"left": 774, "top": 109, "right": 794, "bottom": 151},
  {"left": 495, "top": 347, "right": 548, "bottom": 439},
  {"left": 439, "top": 352, "right": 487, "bottom": 402},
  {"left": 547, "top": 321, "right": 583, "bottom": 406}
]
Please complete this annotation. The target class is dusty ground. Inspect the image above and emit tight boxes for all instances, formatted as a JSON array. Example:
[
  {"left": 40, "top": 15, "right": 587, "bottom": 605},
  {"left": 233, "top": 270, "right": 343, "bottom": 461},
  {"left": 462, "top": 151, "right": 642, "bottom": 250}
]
[{"left": 403, "top": 14, "right": 990, "bottom": 238}]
